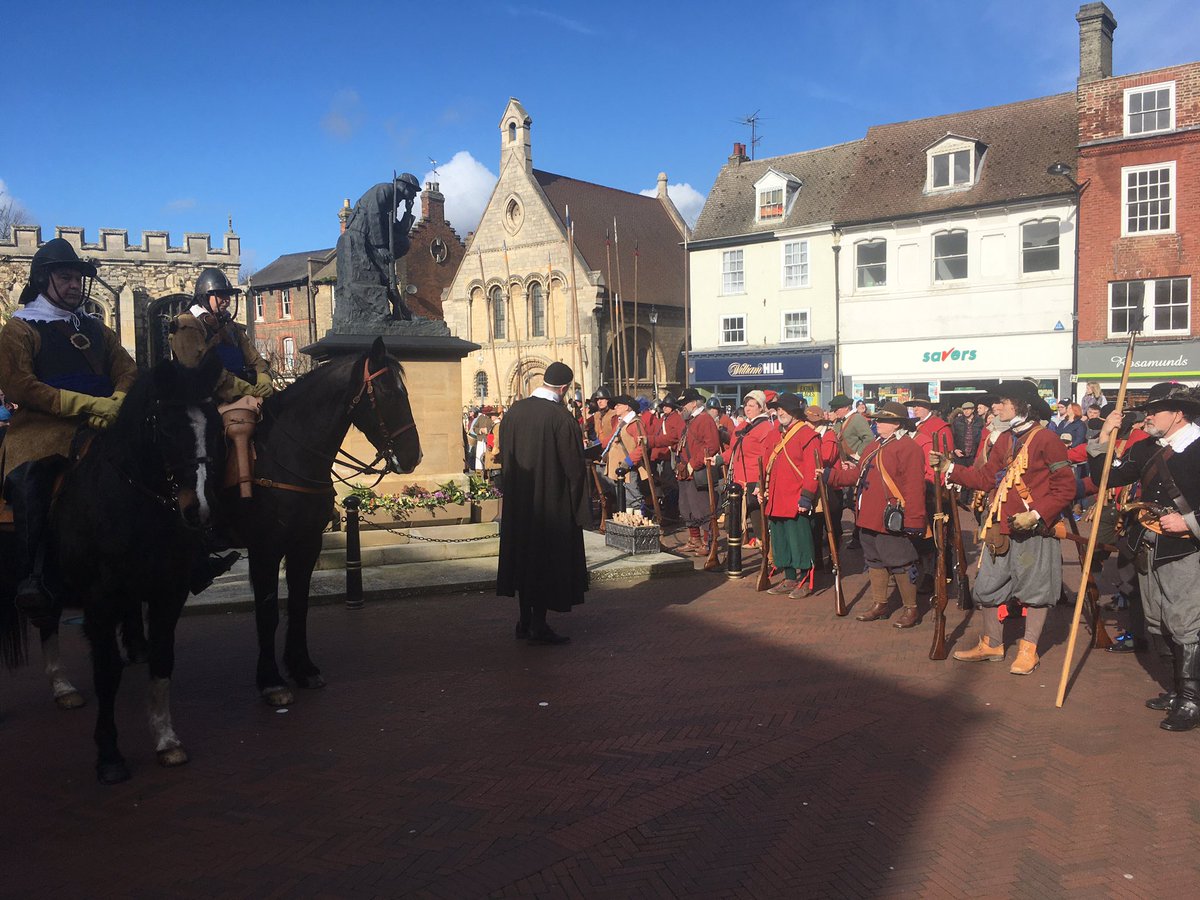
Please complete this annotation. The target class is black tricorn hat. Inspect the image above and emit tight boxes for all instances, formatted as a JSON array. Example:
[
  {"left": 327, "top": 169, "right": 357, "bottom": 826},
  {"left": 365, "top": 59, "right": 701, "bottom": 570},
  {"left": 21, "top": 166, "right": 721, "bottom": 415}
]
[
  {"left": 1134, "top": 382, "right": 1200, "bottom": 416},
  {"left": 992, "top": 379, "right": 1053, "bottom": 421}
]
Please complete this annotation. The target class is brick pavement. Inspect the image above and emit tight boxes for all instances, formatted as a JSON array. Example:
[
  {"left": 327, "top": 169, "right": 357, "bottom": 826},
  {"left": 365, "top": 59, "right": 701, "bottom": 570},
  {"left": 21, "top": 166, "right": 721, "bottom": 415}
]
[{"left": 1, "top": 522, "right": 1196, "bottom": 899}]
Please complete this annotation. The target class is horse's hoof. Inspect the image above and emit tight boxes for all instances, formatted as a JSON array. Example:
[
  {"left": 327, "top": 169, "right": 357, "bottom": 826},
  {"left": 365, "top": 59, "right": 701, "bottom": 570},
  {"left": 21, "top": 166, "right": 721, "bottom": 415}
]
[
  {"left": 157, "top": 746, "right": 189, "bottom": 768},
  {"left": 97, "top": 761, "right": 131, "bottom": 785},
  {"left": 296, "top": 673, "right": 326, "bottom": 690},
  {"left": 54, "top": 691, "right": 87, "bottom": 710},
  {"left": 262, "top": 687, "right": 294, "bottom": 707}
]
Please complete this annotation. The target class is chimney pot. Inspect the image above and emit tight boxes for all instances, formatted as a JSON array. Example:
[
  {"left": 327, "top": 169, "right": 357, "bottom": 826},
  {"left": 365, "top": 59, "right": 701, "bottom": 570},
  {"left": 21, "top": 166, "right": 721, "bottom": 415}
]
[
  {"left": 1076, "top": 2, "right": 1117, "bottom": 83},
  {"left": 729, "top": 142, "right": 748, "bottom": 165}
]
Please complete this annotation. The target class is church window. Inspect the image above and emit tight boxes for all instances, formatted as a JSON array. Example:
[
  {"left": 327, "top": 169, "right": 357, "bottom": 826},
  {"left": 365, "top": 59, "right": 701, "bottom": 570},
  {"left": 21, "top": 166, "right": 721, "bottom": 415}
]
[
  {"left": 490, "top": 285, "right": 506, "bottom": 339},
  {"left": 474, "top": 370, "right": 489, "bottom": 399},
  {"left": 530, "top": 282, "right": 545, "bottom": 337}
]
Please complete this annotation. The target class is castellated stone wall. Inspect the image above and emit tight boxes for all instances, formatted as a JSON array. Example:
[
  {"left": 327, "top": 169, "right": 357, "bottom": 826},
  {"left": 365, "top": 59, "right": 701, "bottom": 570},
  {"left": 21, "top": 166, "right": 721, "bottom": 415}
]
[{"left": 0, "top": 224, "right": 242, "bottom": 365}]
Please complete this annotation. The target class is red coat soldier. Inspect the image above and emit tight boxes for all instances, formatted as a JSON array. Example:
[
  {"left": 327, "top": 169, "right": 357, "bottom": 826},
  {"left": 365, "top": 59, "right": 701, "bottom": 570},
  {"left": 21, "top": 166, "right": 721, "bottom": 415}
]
[
  {"left": 828, "top": 401, "right": 928, "bottom": 628},
  {"left": 936, "top": 380, "right": 1076, "bottom": 675},
  {"left": 650, "top": 387, "right": 721, "bottom": 554},
  {"left": 759, "top": 393, "right": 822, "bottom": 597}
]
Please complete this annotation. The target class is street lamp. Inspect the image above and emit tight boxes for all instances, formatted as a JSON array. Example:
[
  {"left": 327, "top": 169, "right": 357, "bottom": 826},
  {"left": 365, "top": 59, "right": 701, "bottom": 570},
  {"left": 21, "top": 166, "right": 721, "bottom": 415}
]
[
  {"left": 1047, "top": 161, "right": 1088, "bottom": 401},
  {"left": 649, "top": 305, "right": 659, "bottom": 399},
  {"left": 831, "top": 227, "right": 842, "bottom": 402}
]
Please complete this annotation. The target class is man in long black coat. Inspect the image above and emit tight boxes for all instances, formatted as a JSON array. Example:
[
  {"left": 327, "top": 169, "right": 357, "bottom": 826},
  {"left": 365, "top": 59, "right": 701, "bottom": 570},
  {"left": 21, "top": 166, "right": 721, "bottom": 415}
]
[{"left": 496, "top": 362, "right": 590, "bottom": 644}]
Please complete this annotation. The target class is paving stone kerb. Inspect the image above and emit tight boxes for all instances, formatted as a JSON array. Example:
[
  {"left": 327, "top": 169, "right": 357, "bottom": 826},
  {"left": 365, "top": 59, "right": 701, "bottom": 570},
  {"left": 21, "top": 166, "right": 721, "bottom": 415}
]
[{"left": 2, "top": 527, "right": 1196, "bottom": 897}]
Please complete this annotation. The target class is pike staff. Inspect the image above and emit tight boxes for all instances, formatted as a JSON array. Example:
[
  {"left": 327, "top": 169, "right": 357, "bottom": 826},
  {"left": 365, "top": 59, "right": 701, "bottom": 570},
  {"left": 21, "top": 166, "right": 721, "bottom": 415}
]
[
  {"left": 604, "top": 227, "right": 621, "bottom": 394},
  {"left": 614, "top": 217, "right": 628, "bottom": 394},
  {"left": 501, "top": 241, "right": 525, "bottom": 399},
  {"left": 477, "top": 251, "right": 503, "bottom": 409},
  {"left": 633, "top": 239, "right": 640, "bottom": 394},
  {"left": 547, "top": 252, "right": 559, "bottom": 362},
  {"left": 1055, "top": 324, "right": 1141, "bottom": 707},
  {"left": 565, "top": 206, "right": 585, "bottom": 397}
]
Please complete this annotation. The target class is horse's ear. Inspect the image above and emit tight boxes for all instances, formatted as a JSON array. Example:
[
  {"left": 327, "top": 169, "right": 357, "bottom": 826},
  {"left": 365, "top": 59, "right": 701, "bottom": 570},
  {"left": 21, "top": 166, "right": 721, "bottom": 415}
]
[
  {"left": 369, "top": 336, "right": 388, "bottom": 367},
  {"left": 152, "top": 358, "right": 181, "bottom": 393}
]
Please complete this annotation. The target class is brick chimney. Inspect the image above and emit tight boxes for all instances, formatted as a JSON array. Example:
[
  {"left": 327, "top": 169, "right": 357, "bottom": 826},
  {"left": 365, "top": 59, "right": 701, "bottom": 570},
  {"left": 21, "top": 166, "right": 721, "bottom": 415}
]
[
  {"left": 1076, "top": 2, "right": 1117, "bottom": 83},
  {"left": 729, "top": 142, "right": 748, "bottom": 165},
  {"left": 338, "top": 198, "right": 351, "bottom": 233},
  {"left": 421, "top": 181, "right": 445, "bottom": 224}
]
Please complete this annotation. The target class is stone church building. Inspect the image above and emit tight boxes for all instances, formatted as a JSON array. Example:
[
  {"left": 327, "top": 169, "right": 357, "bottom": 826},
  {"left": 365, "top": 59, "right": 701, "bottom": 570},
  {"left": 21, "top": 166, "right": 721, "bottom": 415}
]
[
  {"left": 442, "top": 99, "right": 689, "bottom": 407},
  {"left": 0, "top": 224, "right": 242, "bottom": 367}
]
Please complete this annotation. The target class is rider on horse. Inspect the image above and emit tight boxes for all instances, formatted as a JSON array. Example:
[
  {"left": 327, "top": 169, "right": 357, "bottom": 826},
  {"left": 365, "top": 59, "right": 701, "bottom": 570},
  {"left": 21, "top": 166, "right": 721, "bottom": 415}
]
[
  {"left": 0, "top": 238, "right": 138, "bottom": 625},
  {"left": 169, "top": 268, "right": 274, "bottom": 590}
]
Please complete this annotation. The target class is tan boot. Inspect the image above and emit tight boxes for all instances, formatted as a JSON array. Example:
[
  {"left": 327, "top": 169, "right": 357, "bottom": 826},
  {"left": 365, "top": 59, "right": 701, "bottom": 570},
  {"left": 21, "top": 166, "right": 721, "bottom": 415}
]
[
  {"left": 1010, "top": 639, "right": 1040, "bottom": 675},
  {"left": 953, "top": 635, "right": 1005, "bottom": 662},
  {"left": 857, "top": 568, "right": 893, "bottom": 621}
]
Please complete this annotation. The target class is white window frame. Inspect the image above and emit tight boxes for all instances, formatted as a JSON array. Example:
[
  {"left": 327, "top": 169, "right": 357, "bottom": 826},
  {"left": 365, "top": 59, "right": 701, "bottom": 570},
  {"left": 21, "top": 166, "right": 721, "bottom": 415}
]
[
  {"left": 1108, "top": 277, "right": 1190, "bottom": 338},
  {"left": 721, "top": 249, "right": 745, "bottom": 295},
  {"left": 782, "top": 240, "right": 809, "bottom": 289},
  {"left": 282, "top": 336, "right": 296, "bottom": 372},
  {"left": 281, "top": 288, "right": 292, "bottom": 319},
  {"left": 1122, "top": 162, "right": 1175, "bottom": 236},
  {"left": 780, "top": 309, "right": 810, "bottom": 343},
  {"left": 933, "top": 229, "right": 969, "bottom": 282},
  {"left": 473, "top": 370, "right": 489, "bottom": 399},
  {"left": 758, "top": 187, "right": 784, "bottom": 221},
  {"left": 1124, "top": 82, "right": 1175, "bottom": 137},
  {"left": 930, "top": 149, "right": 973, "bottom": 190},
  {"left": 719, "top": 314, "right": 747, "bottom": 346},
  {"left": 855, "top": 239, "right": 887, "bottom": 289},
  {"left": 254, "top": 292, "right": 264, "bottom": 321},
  {"left": 1020, "top": 218, "right": 1060, "bottom": 275}
]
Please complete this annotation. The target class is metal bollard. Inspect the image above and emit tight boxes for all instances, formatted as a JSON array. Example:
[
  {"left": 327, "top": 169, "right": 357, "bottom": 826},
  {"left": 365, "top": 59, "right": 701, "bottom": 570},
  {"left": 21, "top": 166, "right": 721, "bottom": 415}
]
[
  {"left": 725, "top": 481, "right": 744, "bottom": 578},
  {"left": 342, "top": 495, "right": 364, "bottom": 610}
]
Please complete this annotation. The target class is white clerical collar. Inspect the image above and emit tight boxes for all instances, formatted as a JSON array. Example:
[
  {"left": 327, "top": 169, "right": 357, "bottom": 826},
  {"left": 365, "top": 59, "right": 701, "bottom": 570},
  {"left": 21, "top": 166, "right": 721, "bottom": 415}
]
[
  {"left": 1162, "top": 422, "right": 1200, "bottom": 453},
  {"left": 532, "top": 386, "right": 561, "bottom": 402},
  {"left": 12, "top": 295, "right": 87, "bottom": 327}
]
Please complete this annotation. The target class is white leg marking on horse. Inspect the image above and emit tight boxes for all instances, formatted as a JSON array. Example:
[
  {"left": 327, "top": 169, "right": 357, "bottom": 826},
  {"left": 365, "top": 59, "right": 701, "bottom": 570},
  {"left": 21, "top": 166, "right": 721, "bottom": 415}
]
[
  {"left": 189, "top": 406, "right": 209, "bottom": 522},
  {"left": 42, "top": 633, "right": 79, "bottom": 698},
  {"left": 148, "top": 677, "right": 181, "bottom": 751}
]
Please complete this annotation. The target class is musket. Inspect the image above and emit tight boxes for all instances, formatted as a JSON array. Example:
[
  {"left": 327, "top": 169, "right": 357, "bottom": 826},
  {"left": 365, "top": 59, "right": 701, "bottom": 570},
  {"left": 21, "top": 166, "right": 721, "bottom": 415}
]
[
  {"left": 929, "top": 432, "right": 951, "bottom": 661},
  {"left": 1057, "top": 323, "right": 1142, "bottom": 707},
  {"left": 589, "top": 462, "right": 609, "bottom": 534},
  {"left": 941, "top": 432, "right": 973, "bottom": 610},
  {"left": 1065, "top": 511, "right": 1115, "bottom": 650},
  {"left": 814, "top": 447, "right": 846, "bottom": 616},
  {"left": 637, "top": 429, "right": 663, "bottom": 527},
  {"left": 755, "top": 457, "right": 772, "bottom": 591},
  {"left": 703, "top": 460, "right": 722, "bottom": 572}
]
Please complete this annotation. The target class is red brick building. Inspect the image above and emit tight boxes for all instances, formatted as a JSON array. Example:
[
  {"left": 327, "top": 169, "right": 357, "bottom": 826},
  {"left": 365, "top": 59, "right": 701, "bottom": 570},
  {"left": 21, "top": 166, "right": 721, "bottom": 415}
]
[
  {"left": 1074, "top": 2, "right": 1200, "bottom": 396},
  {"left": 397, "top": 182, "right": 467, "bottom": 320}
]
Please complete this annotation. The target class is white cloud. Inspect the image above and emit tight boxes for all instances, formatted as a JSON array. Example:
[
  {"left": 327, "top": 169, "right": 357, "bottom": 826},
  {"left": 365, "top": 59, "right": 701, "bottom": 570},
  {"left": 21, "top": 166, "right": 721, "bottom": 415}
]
[
  {"left": 422, "top": 150, "right": 497, "bottom": 234},
  {"left": 165, "top": 197, "right": 196, "bottom": 212},
  {"left": 321, "top": 89, "right": 364, "bottom": 141},
  {"left": 640, "top": 181, "right": 706, "bottom": 228}
]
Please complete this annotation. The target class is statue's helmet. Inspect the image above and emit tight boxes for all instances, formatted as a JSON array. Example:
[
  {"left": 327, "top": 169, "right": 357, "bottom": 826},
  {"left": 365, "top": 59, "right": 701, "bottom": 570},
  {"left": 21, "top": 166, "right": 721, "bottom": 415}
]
[{"left": 193, "top": 267, "right": 241, "bottom": 302}]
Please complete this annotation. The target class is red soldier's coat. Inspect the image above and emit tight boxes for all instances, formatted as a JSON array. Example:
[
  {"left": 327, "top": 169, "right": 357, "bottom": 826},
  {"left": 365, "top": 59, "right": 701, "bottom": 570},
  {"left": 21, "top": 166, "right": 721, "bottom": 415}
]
[
  {"left": 731, "top": 416, "right": 777, "bottom": 485},
  {"left": 828, "top": 435, "right": 928, "bottom": 533},
  {"left": 648, "top": 410, "right": 683, "bottom": 462},
  {"left": 763, "top": 423, "right": 821, "bottom": 518}
]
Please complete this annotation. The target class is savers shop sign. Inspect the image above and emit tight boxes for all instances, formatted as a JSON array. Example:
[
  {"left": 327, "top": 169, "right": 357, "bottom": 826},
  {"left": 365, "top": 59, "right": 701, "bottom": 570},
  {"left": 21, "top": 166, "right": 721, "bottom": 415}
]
[{"left": 922, "top": 347, "right": 977, "bottom": 363}]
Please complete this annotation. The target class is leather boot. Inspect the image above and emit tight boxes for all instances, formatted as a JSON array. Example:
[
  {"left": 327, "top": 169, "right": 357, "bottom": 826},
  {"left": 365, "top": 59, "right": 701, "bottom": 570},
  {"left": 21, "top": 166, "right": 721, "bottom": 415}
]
[
  {"left": 856, "top": 568, "right": 892, "bottom": 621},
  {"left": 768, "top": 579, "right": 798, "bottom": 595},
  {"left": 1161, "top": 641, "right": 1200, "bottom": 732},
  {"left": 7, "top": 457, "right": 67, "bottom": 627},
  {"left": 953, "top": 635, "right": 1005, "bottom": 662},
  {"left": 1146, "top": 632, "right": 1178, "bottom": 710},
  {"left": 893, "top": 571, "right": 920, "bottom": 628},
  {"left": 1010, "top": 639, "right": 1040, "bottom": 675}
]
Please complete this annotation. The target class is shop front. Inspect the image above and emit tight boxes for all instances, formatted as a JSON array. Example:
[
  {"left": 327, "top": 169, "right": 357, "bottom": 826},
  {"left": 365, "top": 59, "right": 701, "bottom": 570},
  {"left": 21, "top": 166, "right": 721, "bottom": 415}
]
[
  {"left": 1077, "top": 340, "right": 1200, "bottom": 407},
  {"left": 689, "top": 346, "right": 833, "bottom": 409},
  {"left": 842, "top": 331, "right": 1070, "bottom": 411}
]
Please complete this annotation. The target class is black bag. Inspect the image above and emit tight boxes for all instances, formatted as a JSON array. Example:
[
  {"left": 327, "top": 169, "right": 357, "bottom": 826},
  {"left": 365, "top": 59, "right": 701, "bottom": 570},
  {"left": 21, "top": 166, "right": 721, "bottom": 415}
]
[{"left": 883, "top": 499, "right": 905, "bottom": 535}]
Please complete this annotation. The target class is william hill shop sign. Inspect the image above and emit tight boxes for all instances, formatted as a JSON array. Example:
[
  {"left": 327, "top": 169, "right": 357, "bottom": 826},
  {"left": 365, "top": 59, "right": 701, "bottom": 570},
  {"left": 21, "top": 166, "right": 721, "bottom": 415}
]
[{"left": 691, "top": 351, "right": 826, "bottom": 383}]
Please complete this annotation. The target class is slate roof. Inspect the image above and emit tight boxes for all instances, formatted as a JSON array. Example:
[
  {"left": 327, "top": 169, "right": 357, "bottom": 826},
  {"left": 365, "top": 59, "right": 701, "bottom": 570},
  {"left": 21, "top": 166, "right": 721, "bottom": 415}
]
[
  {"left": 689, "top": 140, "right": 863, "bottom": 242},
  {"left": 836, "top": 92, "right": 1077, "bottom": 225},
  {"left": 533, "top": 170, "right": 687, "bottom": 309},
  {"left": 250, "top": 248, "right": 334, "bottom": 289}
]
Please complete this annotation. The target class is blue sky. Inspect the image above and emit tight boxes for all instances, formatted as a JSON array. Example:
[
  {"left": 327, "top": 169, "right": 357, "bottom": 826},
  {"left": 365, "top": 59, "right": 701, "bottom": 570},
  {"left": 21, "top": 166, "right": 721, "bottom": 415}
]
[{"left": 3, "top": 0, "right": 1198, "bottom": 275}]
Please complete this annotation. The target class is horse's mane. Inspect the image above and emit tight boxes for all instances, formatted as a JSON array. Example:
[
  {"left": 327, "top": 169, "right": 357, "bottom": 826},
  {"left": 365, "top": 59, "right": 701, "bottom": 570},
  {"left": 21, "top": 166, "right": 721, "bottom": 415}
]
[
  {"left": 103, "top": 357, "right": 219, "bottom": 458},
  {"left": 258, "top": 350, "right": 406, "bottom": 435}
]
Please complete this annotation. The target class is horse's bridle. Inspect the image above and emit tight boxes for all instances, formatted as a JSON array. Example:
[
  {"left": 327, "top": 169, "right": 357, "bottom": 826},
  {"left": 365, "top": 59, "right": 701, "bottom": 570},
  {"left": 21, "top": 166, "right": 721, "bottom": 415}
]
[
  {"left": 254, "top": 358, "right": 417, "bottom": 494},
  {"left": 111, "top": 401, "right": 216, "bottom": 523}
]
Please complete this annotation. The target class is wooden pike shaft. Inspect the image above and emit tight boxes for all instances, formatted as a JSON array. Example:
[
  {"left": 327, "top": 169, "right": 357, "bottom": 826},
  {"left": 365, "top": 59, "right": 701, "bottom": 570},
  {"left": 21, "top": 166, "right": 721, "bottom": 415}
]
[
  {"left": 1055, "top": 328, "right": 1140, "bottom": 707},
  {"left": 478, "top": 251, "right": 503, "bottom": 409}
]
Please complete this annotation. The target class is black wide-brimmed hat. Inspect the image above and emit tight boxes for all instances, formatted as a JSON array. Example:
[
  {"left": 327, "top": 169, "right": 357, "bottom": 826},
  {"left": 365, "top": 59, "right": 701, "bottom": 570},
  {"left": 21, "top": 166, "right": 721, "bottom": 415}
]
[
  {"left": 773, "top": 392, "right": 806, "bottom": 415},
  {"left": 993, "top": 380, "right": 1053, "bottom": 421},
  {"left": 676, "top": 387, "right": 705, "bottom": 405},
  {"left": 611, "top": 394, "right": 637, "bottom": 409},
  {"left": 1135, "top": 382, "right": 1200, "bottom": 416},
  {"left": 870, "top": 401, "right": 916, "bottom": 429},
  {"left": 904, "top": 396, "right": 935, "bottom": 408}
]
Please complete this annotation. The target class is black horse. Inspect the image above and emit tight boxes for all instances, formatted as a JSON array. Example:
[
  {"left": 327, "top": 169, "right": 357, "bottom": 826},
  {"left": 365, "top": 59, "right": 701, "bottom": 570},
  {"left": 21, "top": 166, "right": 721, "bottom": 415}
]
[
  {"left": 0, "top": 355, "right": 225, "bottom": 783},
  {"left": 240, "top": 336, "right": 420, "bottom": 706}
]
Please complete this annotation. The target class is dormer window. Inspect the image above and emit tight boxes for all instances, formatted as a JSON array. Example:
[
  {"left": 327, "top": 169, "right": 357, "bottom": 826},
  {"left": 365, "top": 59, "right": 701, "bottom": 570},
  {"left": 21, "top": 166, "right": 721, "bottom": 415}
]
[
  {"left": 753, "top": 169, "right": 801, "bottom": 223},
  {"left": 759, "top": 188, "right": 784, "bottom": 220},
  {"left": 1124, "top": 82, "right": 1174, "bottom": 136},
  {"left": 925, "top": 135, "right": 984, "bottom": 193}
]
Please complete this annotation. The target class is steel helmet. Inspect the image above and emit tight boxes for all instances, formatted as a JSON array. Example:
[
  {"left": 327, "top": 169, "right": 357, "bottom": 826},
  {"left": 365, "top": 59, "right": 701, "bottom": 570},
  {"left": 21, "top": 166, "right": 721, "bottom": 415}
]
[
  {"left": 193, "top": 267, "right": 241, "bottom": 301},
  {"left": 21, "top": 238, "right": 99, "bottom": 305},
  {"left": 591, "top": 386, "right": 612, "bottom": 401}
]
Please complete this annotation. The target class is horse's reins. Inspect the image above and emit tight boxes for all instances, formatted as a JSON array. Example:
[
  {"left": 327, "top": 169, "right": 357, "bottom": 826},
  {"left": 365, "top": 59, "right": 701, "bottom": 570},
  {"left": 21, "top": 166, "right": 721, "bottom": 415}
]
[
  {"left": 110, "top": 402, "right": 216, "bottom": 525},
  {"left": 253, "top": 359, "right": 416, "bottom": 495}
]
